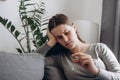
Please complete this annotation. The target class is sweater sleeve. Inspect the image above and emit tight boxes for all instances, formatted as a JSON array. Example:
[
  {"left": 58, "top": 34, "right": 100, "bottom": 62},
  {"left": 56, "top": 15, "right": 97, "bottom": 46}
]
[
  {"left": 97, "top": 43, "right": 120, "bottom": 80},
  {"left": 35, "top": 43, "right": 51, "bottom": 55},
  {"left": 43, "top": 56, "right": 67, "bottom": 80}
]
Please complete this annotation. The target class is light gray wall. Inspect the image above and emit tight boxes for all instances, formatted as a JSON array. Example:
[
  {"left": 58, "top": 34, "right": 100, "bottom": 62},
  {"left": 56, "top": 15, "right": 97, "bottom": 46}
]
[
  {"left": 63, "top": 0, "right": 103, "bottom": 26},
  {"left": 0, "top": 0, "right": 20, "bottom": 53}
]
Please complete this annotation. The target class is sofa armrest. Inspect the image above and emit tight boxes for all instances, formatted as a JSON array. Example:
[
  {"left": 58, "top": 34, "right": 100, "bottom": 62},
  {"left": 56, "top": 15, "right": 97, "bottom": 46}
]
[{"left": 0, "top": 52, "right": 45, "bottom": 80}]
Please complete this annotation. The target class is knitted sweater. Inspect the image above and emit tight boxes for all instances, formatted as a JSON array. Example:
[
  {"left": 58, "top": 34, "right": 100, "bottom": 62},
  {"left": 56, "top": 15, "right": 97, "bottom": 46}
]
[{"left": 36, "top": 43, "right": 120, "bottom": 80}]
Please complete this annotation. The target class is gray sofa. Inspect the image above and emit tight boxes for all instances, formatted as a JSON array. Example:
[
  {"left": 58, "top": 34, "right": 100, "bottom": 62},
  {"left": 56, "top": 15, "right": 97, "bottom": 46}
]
[{"left": 0, "top": 52, "right": 45, "bottom": 80}]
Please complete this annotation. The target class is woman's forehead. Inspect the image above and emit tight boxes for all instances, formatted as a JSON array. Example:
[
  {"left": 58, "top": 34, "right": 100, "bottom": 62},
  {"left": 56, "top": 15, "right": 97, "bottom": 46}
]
[{"left": 51, "top": 25, "right": 71, "bottom": 32}]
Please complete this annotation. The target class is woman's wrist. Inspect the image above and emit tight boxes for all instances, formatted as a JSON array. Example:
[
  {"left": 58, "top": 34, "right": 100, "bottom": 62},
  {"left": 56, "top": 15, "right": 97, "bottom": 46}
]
[
  {"left": 93, "top": 68, "right": 100, "bottom": 77},
  {"left": 47, "top": 40, "right": 56, "bottom": 47}
]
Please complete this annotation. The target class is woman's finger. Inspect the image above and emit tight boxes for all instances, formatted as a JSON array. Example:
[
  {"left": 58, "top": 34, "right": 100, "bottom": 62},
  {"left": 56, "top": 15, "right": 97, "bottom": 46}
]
[
  {"left": 71, "top": 52, "right": 86, "bottom": 57},
  {"left": 80, "top": 59, "right": 90, "bottom": 67}
]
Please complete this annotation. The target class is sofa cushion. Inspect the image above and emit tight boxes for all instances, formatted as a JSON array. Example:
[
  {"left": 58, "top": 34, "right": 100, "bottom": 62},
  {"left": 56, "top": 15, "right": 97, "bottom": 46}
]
[{"left": 0, "top": 52, "right": 44, "bottom": 80}]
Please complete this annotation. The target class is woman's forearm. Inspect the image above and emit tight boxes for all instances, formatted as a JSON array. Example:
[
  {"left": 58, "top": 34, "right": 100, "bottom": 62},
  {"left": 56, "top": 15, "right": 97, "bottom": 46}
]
[
  {"left": 97, "top": 69, "right": 120, "bottom": 80},
  {"left": 35, "top": 43, "right": 51, "bottom": 55}
]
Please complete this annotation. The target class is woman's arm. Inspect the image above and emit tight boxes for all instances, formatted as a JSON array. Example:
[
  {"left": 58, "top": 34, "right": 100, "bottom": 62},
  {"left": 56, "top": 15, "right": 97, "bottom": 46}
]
[
  {"left": 97, "top": 43, "right": 120, "bottom": 80},
  {"left": 43, "top": 56, "right": 67, "bottom": 80},
  {"left": 35, "top": 42, "right": 52, "bottom": 55},
  {"left": 35, "top": 27, "right": 57, "bottom": 55}
]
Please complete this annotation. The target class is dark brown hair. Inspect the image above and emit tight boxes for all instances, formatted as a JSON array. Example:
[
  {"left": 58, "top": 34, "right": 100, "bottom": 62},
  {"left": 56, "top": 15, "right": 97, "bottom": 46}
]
[{"left": 48, "top": 13, "right": 85, "bottom": 43}]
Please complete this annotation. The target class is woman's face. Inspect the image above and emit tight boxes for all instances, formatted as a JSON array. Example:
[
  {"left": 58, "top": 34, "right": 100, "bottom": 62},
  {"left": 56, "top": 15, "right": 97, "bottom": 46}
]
[{"left": 51, "top": 24, "right": 79, "bottom": 50}]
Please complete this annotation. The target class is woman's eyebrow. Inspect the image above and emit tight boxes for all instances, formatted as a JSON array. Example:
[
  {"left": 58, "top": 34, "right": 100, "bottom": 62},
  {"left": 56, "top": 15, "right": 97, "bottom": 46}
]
[
  {"left": 63, "top": 29, "right": 69, "bottom": 33},
  {"left": 55, "top": 29, "right": 69, "bottom": 37}
]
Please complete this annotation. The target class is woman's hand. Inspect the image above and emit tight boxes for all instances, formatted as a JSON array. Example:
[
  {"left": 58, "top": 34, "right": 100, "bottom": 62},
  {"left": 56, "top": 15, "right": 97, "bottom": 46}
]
[
  {"left": 71, "top": 53, "right": 99, "bottom": 76},
  {"left": 47, "top": 27, "right": 57, "bottom": 47}
]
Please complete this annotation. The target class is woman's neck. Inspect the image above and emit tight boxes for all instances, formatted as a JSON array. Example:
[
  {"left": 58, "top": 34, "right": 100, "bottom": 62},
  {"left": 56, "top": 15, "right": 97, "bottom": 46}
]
[{"left": 70, "top": 41, "right": 89, "bottom": 54}]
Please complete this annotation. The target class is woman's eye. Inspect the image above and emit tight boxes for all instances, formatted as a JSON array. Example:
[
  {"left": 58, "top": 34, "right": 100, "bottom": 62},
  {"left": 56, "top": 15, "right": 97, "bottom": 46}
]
[
  {"left": 57, "top": 36, "right": 62, "bottom": 39},
  {"left": 65, "top": 31, "right": 69, "bottom": 35}
]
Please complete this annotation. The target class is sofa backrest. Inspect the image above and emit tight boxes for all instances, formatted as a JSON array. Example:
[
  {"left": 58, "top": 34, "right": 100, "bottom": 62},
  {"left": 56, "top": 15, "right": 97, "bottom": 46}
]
[{"left": 0, "top": 52, "right": 44, "bottom": 80}]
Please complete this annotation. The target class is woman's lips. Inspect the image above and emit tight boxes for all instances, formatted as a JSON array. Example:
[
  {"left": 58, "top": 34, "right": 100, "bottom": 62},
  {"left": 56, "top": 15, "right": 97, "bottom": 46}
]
[{"left": 65, "top": 41, "right": 73, "bottom": 47}]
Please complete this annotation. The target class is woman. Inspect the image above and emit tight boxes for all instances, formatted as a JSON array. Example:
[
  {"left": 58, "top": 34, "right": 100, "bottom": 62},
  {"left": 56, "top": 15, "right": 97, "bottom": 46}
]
[{"left": 36, "top": 14, "right": 120, "bottom": 80}]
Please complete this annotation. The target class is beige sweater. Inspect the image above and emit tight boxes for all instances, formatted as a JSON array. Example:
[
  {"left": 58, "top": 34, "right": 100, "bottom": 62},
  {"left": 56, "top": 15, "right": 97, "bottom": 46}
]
[{"left": 36, "top": 43, "right": 120, "bottom": 80}]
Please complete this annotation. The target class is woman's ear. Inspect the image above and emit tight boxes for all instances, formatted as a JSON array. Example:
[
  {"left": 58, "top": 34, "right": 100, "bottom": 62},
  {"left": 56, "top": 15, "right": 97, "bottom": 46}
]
[{"left": 72, "top": 23, "right": 77, "bottom": 32}]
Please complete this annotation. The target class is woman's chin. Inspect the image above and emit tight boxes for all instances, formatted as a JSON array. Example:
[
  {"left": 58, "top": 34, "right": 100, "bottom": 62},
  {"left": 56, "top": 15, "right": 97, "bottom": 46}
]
[{"left": 66, "top": 44, "right": 75, "bottom": 50}]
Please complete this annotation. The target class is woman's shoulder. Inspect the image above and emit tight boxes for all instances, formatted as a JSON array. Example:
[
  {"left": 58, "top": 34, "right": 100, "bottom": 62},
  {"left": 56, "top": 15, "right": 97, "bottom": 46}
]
[
  {"left": 90, "top": 42, "right": 108, "bottom": 50},
  {"left": 88, "top": 43, "right": 109, "bottom": 55}
]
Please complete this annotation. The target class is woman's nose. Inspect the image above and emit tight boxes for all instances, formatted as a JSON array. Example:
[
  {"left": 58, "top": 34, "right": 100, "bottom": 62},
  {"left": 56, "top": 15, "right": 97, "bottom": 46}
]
[{"left": 63, "top": 35, "right": 68, "bottom": 42}]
